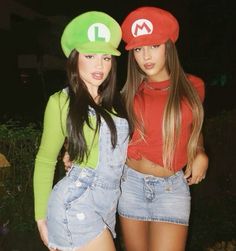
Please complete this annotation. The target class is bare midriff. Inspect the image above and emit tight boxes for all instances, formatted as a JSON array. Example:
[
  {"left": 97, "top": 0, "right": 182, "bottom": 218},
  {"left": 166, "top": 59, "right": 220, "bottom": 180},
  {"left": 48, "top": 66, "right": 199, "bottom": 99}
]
[{"left": 126, "top": 157, "right": 175, "bottom": 177}]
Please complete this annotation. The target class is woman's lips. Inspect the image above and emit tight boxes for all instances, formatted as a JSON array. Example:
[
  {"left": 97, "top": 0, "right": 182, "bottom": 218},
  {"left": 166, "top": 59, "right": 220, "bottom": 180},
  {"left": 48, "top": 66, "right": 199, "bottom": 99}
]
[
  {"left": 91, "top": 72, "right": 104, "bottom": 80},
  {"left": 144, "top": 63, "right": 155, "bottom": 70}
]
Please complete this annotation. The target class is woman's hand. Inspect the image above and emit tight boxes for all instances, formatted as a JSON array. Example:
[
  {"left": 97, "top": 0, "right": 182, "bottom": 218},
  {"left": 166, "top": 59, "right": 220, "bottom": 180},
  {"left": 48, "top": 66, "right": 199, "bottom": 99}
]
[
  {"left": 36, "top": 219, "right": 56, "bottom": 251},
  {"left": 184, "top": 151, "right": 209, "bottom": 185},
  {"left": 63, "top": 151, "right": 72, "bottom": 171}
]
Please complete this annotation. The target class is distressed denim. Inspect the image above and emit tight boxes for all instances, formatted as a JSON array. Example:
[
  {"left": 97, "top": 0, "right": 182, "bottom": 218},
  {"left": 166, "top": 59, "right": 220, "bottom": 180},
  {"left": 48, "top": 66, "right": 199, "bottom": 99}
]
[
  {"left": 118, "top": 165, "right": 191, "bottom": 225},
  {"left": 47, "top": 116, "right": 129, "bottom": 251}
]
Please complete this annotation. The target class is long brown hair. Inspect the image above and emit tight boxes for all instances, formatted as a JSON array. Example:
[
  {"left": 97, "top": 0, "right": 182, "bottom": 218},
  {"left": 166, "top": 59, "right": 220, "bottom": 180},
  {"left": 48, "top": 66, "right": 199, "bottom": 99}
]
[
  {"left": 122, "top": 40, "right": 204, "bottom": 170},
  {"left": 67, "top": 50, "right": 128, "bottom": 162}
]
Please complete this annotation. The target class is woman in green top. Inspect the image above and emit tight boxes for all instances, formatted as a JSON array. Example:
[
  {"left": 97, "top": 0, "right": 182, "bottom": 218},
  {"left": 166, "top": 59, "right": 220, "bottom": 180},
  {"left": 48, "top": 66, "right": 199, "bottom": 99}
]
[{"left": 33, "top": 11, "right": 129, "bottom": 251}]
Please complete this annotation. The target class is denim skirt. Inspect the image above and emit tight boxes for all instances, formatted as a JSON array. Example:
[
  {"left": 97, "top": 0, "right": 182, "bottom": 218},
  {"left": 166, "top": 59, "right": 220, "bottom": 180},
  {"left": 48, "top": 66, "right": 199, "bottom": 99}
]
[{"left": 118, "top": 165, "right": 191, "bottom": 225}]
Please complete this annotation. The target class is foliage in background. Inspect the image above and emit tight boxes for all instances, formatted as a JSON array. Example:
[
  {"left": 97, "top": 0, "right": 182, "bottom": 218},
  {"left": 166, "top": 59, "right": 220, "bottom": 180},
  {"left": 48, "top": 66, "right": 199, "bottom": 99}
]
[
  {"left": 0, "top": 121, "right": 41, "bottom": 239},
  {"left": 187, "top": 109, "right": 236, "bottom": 251}
]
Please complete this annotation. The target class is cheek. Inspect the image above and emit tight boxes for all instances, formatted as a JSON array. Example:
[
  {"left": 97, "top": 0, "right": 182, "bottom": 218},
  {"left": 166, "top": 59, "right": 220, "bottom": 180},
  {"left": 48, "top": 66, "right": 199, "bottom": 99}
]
[
  {"left": 134, "top": 54, "right": 142, "bottom": 67},
  {"left": 160, "top": 57, "right": 166, "bottom": 68},
  {"left": 159, "top": 48, "right": 166, "bottom": 64},
  {"left": 78, "top": 58, "right": 85, "bottom": 76},
  {"left": 104, "top": 63, "right": 112, "bottom": 76},
  {"left": 153, "top": 45, "right": 166, "bottom": 64},
  {"left": 78, "top": 66, "right": 85, "bottom": 79},
  {"left": 155, "top": 53, "right": 166, "bottom": 67}
]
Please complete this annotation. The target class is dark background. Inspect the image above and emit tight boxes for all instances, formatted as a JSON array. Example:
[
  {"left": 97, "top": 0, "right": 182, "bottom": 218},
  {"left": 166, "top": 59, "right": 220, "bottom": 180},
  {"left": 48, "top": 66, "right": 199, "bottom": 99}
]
[
  {"left": 0, "top": 1, "right": 236, "bottom": 250},
  {"left": 0, "top": 0, "right": 235, "bottom": 123}
]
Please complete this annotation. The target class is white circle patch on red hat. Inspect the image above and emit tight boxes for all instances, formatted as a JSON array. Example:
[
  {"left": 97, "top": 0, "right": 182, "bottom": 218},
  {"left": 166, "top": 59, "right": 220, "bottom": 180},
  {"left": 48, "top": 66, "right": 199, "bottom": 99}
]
[
  {"left": 87, "top": 23, "right": 111, "bottom": 42},
  {"left": 131, "top": 19, "right": 153, "bottom": 37}
]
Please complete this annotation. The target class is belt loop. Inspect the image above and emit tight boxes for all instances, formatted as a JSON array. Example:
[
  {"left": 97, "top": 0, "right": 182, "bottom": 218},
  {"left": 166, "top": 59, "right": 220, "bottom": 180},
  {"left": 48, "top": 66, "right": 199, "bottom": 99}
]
[{"left": 143, "top": 177, "right": 155, "bottom": 201}]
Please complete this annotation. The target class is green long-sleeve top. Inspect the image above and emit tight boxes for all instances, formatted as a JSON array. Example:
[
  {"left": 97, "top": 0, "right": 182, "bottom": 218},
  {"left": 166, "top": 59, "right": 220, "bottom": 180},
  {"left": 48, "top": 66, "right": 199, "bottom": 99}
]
[{"left": 33, "top": 89, "right": 99, "bottom": 220}]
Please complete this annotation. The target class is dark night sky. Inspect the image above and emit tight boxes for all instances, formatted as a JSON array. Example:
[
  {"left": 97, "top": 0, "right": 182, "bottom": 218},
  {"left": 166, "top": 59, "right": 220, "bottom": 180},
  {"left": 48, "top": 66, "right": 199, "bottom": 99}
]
[
  {"left": 12, "top": 0, "right": 235, "bottom": 78},
  {"left": 1, "top": 0, "right": 236, "bottom": 122},
  {"left": 13, "top": 0, "right": 187, "bottom": 18}
]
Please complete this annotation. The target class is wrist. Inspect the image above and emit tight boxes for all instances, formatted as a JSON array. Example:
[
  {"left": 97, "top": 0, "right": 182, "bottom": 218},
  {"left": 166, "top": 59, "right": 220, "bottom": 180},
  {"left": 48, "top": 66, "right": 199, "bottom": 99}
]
[{"left": 36, "top": 219, "right": 46, "bottom": 225}]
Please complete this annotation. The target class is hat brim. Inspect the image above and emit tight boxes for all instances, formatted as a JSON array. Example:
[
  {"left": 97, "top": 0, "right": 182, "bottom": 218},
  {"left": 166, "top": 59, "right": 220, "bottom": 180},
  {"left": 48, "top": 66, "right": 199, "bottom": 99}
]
[
  {"left": 125, "top": 34, "right": 169, "bottom": 50},
  {"left": 74, "top": 42, "right": 121, "bottom": 56}
]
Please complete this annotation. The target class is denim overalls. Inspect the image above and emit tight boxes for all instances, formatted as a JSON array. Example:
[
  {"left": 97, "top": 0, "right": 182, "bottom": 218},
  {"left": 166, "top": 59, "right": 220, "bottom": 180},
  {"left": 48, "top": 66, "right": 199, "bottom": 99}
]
[{"left": 47, "top": 113, "right": 129, "bottom": 251}]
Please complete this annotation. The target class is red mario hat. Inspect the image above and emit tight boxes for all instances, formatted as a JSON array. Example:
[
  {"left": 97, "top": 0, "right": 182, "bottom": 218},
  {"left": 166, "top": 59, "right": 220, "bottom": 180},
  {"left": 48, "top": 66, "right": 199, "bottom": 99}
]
[{"left": 121, "top": 6, "right": 179, "bottom": 50}]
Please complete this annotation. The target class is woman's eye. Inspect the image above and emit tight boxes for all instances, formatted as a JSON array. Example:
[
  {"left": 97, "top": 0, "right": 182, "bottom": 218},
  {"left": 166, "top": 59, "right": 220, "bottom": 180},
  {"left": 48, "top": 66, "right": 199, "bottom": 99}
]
[
  {"left": 104, "top": 56, "right": 112, "bottom": 61},
  {"left": 151, "top": 45, "right": 160, "bottom": 49},
  {"left": 85, "top": 55, "right": 94, "bottom": 59},
  {"left": 134, "top": 47, "right": 141, "bottom": 52}
]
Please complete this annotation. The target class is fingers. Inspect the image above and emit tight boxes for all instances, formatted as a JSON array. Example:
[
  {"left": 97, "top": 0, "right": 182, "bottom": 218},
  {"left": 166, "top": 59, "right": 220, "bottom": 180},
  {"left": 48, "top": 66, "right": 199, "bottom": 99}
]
[
  {"left": 184, "top": 170, "right": 191, "bottom": 179},
  {"left": 63, "top": 152, "right": 70, "bottom": 163},
  {"left": 188, "top": 175, "right": 205, "bottom": 185},
  {"left": 49, "top": 248, "right": 57, "bottom": 251},
  {"left": 195, "top": 177, "right": 203, "bottom": 184},
  {"left": 184, "top": 166, "right": 192, "bottom": 179},
  {"left": 63, "top": 152, "right": 72, "bottom": 171}
]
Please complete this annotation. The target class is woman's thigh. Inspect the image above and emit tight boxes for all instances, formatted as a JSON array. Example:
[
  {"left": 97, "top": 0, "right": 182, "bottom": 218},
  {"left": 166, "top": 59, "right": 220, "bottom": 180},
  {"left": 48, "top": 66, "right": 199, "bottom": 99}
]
[
  {"left": 75, "top": 228, "right": 116, "bottom": 251},
  {"left": 149, "top": 221, "right": 188, "bottom": 251},
  {"left": 119, "top": 216, "right": 149, "bottom": 251},
  {"left": 119, "top": 216, "right": 188, "bottom": 251}
]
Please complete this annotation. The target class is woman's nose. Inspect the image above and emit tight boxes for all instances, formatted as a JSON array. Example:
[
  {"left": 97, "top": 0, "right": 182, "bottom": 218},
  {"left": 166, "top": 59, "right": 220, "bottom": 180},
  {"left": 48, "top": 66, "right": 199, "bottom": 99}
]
[
  {"left": 143, "top": 47, "right": 151, "bottom": 60},
  {"left": 95, "top": 57, "right": 103, "bottom": 69}
]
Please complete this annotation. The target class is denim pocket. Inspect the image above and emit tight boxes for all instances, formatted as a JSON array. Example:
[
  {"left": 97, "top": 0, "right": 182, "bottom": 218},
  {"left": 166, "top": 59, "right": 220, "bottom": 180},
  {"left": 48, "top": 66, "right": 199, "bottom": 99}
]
[
  {"left": 166, "top": 174, "right": 190, "bottom": 196},
  {"left": 66, "top": 175, "right": 93, "bottom": 204},
  {"left": 66, "top": 185, "right": 90, "bottom": 204},
  {"left": 92, "top": 186, "right": 120, "bottom": 216}
]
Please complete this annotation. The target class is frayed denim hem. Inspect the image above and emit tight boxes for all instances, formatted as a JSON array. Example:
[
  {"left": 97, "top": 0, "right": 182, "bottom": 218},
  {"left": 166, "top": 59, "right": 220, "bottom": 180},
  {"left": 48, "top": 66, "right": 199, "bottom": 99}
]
[
  {"left": 48, "top": 243, "right": 75, "bottom": 251},
  {"left": 48, "top": 226, "right": 108, "bottom": 251},
  {"left": 118, "top": 212, "right": 189, "bottom": 226}
]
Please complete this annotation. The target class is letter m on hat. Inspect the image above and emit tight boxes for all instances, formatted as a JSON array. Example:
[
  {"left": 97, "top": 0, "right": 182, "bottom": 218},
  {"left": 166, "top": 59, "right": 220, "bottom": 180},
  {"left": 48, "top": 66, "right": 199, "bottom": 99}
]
[{"left": 131, "top": 19, "right": 153, "bottom": 37}]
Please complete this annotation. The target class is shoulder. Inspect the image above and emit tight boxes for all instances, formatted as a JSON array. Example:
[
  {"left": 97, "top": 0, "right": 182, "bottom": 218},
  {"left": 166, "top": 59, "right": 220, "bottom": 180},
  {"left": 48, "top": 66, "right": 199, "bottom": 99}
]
[
  {"left": 187, "top": 74, "right": 204, "bottom": 89},
  {"left": 187, "top": 74, "right": 205, "bottom": 102},
  {"left": 45, "top": 88, "right": 69, "bottom": 115},
  {"left": 49, "top": 88, "right": 69, "bottom": 102},
  {"left": 48, "top": 88, "right": 69, "bottom": 106}
]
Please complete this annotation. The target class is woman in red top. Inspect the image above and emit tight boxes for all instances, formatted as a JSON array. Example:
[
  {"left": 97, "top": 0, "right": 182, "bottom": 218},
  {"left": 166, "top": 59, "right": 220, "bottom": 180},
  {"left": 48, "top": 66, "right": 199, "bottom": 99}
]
[{"left": 117, "top": 6, "right": 209, "bottom": 251}]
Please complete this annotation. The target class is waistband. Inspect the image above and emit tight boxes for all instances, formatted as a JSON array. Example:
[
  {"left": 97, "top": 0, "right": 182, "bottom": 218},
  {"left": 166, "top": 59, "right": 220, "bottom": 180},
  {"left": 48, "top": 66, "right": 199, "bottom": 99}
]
[{"left": 67, "top": 165, "right": 120, "bottom": 190}]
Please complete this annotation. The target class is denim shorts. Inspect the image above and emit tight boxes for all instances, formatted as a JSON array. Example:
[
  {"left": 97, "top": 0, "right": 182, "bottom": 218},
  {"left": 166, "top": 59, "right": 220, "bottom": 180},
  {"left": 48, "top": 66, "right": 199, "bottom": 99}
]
[
  {"left": 46, "top": 114, "right": 129, "bottom": 251},
  {"left": 118, "top": 165, "right": 191, "bottom": 225},
  {"left": 47, "top": 166, "right": 121, "bottom": 251}
]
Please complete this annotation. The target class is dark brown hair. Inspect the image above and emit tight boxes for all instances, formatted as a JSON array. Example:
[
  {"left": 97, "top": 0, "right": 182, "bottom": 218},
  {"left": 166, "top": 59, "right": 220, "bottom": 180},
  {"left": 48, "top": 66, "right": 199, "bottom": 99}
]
[{"left": 67, "top": 50, "right": 129, "bottom": 162}]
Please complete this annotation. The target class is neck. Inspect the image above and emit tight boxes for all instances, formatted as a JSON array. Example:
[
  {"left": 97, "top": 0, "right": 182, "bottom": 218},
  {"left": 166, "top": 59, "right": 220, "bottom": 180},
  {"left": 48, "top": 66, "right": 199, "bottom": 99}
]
[
  {"left": 145, "top": 80, "right": 170, "bottom": 91},
  {"left": 93, "top": 94, "right": 100, "bottom": 104},
  {"left": 146, "top": 84, "right": 170, "bottom": 91}
]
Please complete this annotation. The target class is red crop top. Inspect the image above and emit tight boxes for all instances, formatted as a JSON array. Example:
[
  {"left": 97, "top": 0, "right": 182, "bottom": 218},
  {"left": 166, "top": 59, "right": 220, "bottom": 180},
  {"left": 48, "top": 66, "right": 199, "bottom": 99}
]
[{"left": 127, "top": 74, "right": 205, "bottom": 172}]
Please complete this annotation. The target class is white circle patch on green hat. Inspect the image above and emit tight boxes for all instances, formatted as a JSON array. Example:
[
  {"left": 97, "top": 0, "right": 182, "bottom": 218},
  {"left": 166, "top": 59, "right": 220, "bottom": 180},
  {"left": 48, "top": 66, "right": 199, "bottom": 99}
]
[{"left": 88, "top": 23, "right": 111, "bottom": 42}]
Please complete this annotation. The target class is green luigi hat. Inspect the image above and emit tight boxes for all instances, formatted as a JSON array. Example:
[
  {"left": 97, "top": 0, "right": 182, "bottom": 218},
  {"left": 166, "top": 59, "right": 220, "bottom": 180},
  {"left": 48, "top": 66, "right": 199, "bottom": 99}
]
[{"left": 61, "top": 11, "right": 122, "bottom": 57}]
